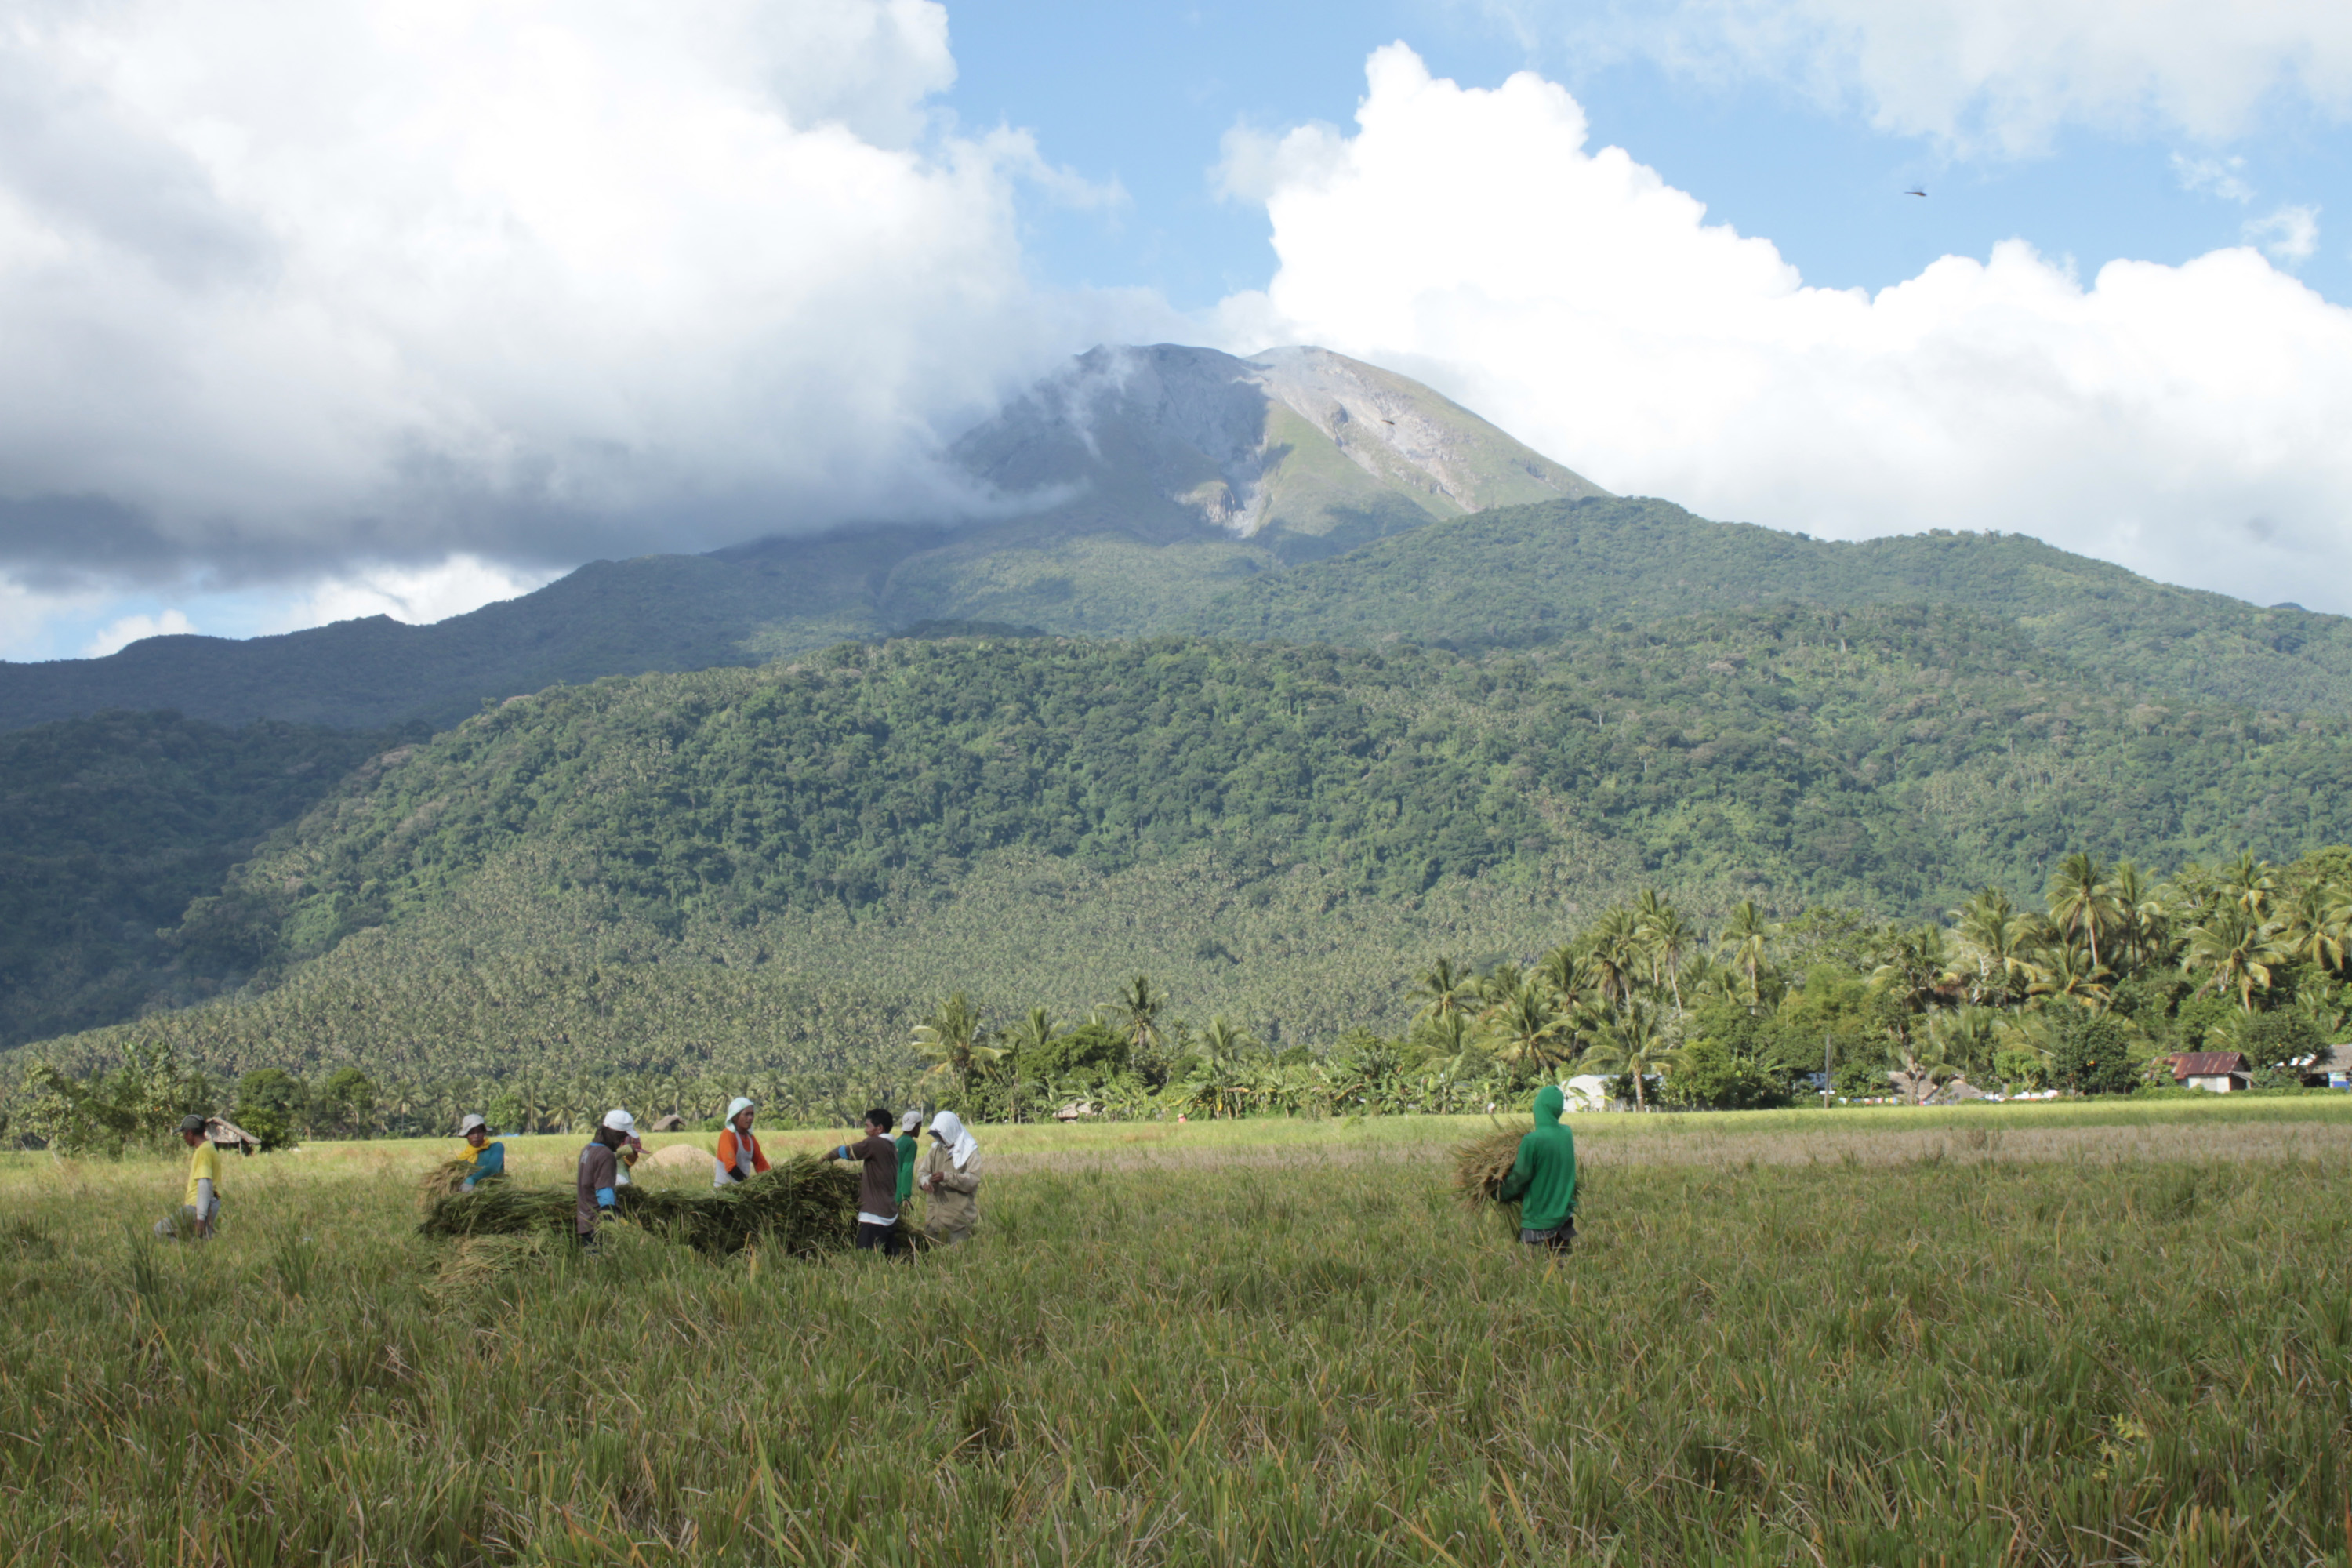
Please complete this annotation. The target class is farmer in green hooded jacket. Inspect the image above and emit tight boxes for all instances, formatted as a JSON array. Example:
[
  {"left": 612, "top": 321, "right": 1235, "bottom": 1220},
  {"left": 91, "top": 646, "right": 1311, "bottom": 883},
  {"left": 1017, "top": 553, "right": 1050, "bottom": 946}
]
[{"left": 1498, "top": 1083, "right": 1577, "bottom": 1251}]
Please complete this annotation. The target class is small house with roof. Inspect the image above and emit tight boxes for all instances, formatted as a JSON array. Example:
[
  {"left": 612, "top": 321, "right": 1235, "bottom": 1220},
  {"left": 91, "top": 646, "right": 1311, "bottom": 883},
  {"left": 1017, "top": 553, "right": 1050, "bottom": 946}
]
[{"left": 2169, "top": 1051, "right": 2250, "bottom": 1093}]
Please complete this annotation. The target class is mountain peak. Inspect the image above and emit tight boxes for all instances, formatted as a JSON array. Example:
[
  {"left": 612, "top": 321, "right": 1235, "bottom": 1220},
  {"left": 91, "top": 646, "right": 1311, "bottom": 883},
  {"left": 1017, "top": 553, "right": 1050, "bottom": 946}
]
[{"left": 950, "top": 342, "right": 1606, "bottom": 549}]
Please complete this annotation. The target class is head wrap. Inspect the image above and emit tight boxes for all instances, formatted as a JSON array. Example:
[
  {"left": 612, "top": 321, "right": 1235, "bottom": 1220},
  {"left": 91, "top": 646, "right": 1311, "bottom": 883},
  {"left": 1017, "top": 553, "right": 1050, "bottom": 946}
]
[
  {"left": 928, "top": 1110, "right": 978, "bottom": 1171},
  {"left": 724, "top": 1096, "right": 754, "bottom": 1127}
]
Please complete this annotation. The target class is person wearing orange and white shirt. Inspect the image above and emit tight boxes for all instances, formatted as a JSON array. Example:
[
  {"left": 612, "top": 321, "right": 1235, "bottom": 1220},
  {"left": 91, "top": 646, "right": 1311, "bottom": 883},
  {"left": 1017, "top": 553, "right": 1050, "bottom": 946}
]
[{"left": 712, "top": 1097, "right": 769, "bottom": 1189}]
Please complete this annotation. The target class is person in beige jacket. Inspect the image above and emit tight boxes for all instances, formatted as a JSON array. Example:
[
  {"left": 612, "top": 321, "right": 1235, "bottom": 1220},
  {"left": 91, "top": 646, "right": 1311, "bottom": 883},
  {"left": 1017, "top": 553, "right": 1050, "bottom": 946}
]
[{"left": 915, "top": 1110, "right": 982, "bottom": 1246}]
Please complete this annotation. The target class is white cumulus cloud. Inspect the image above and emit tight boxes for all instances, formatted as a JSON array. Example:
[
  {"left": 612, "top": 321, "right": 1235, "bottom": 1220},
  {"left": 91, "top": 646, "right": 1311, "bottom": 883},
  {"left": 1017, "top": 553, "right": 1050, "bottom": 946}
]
[
  {"left": 0, "top": 0, "right": 1162, "bottom": 620},
  {"left": 1487, "top": 0, "right": 2352, "bottom": 154},
  {"left": 1214, "top": 46, "right": 2352, "bottom": 612}
]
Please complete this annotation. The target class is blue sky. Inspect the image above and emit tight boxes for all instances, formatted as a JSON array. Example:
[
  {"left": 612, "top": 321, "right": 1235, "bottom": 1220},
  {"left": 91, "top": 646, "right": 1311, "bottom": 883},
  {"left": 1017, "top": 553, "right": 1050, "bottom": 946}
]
[
  {"left": 3, "top": 0, "right": 2351, "bottom": 660},
  {"left": 948, "top": 0, "right": 2347, "bottom": 312}
]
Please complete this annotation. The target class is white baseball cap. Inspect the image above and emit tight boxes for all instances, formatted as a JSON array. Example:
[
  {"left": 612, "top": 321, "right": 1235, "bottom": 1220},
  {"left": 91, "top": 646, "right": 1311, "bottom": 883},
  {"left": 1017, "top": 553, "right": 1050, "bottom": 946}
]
[{"left": 601, "top": 1109, "right": 635, "bottom": 1133}]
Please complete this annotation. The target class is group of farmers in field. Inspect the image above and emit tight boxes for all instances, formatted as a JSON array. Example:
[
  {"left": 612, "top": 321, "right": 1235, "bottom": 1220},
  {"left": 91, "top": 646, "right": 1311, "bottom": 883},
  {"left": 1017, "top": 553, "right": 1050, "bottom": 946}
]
[
  {"left": 556, "top": 1098, "right": 983, "bottom": 1251},
  {"left": 162, "top": 1083, "right": 1573, "bottom": 1253}
]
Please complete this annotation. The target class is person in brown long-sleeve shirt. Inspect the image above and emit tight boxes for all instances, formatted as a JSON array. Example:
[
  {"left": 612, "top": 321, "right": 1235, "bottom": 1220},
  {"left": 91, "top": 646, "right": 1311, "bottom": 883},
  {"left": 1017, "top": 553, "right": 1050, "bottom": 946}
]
[
  {"left": 824, "top": 1109, "right": 904, "bottom": 1257},
  {"left": 576, "top": 1109, "right": 635, "bottom": 1246}
]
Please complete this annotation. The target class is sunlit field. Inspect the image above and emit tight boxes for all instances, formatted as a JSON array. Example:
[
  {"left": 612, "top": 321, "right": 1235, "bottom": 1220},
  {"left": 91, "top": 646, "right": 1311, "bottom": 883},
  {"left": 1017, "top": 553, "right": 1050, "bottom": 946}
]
[{"left": 2, "top": 1098, "right": 2347, "bottom": 1566}]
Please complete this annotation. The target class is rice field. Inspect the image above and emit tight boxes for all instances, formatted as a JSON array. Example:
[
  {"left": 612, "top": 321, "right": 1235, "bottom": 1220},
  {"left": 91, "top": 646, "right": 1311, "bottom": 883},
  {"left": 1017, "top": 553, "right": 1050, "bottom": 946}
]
[{"left": 2, "top": 1098, "right": 2348, "bottom": 1566}]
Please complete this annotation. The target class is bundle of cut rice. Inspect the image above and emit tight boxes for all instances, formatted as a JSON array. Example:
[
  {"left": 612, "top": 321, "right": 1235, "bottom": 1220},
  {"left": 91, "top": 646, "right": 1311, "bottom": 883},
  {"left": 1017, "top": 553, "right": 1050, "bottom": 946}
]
[
  {"left": 644, "top": 1142, "right": 713, "bottom": 1171},
  {"left": 417, "top": 1153, "right": 914, "bottom": 1258},
  {"left": 416, "top": 1158, "right": 479, "bottom": 1211},
  {"left": 1454, "top": 1120, "right": 1532, "bottom": 1221}
]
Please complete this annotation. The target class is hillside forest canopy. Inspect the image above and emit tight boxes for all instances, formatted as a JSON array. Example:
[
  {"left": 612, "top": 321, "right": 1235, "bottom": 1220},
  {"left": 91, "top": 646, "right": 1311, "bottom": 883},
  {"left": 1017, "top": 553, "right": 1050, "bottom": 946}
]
[{"left": 8, "top": 612, "right": 2352, "bottom": 1146}]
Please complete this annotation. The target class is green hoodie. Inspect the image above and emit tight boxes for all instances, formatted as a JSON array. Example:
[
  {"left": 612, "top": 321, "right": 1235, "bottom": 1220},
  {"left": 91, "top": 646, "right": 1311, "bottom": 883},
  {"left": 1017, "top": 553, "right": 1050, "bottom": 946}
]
[{"left": 1497, "top": 1084, "right": 1577, "bottom": 1230}]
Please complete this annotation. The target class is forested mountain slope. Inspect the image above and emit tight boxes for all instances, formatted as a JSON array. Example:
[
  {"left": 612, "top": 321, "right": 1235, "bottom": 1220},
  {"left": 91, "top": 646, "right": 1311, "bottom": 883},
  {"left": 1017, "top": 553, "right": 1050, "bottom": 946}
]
[
  {"left": 0, "top": 713, "right": 396, "bottom": 1047},
  {"left": 1185, "top": 497, "right": 2352, "bottom": 713},
  {"left": 21, "top": 615, "right": 2352, "bottom": 1083}
]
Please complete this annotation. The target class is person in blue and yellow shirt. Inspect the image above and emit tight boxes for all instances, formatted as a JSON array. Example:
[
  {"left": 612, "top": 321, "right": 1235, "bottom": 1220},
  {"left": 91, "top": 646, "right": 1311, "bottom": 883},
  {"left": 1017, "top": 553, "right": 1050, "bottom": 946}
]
[{"left": 456, "top": 1113, "right": 506, "bottom": 1192}]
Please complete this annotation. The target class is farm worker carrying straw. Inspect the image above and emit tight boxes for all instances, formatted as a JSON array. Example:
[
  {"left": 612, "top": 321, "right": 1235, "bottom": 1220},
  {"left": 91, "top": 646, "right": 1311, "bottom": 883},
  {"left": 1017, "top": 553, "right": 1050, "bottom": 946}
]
[
  {"left": 915, "top": 1111, "right": 982, "bottom": 1247},
  {"left": 713, "top": 1097, "right": 769, "bottom": 1189},
  {"left": 1498, "top": 1084, "right": 1577, "bottom": 1253},
  {"left": 894, "top": 1109, "right": 921, "bottom": 1209},
  {"left": 456, "top": 1114, "right": 506, "bottom": 1192},
  {"left": 577, "top": 1109, "right": 635, "bottom": 1246},
  {"left": 157, "top": 1115, "right": 222, "bottom": 1240},
  {"left": 824, "top": 1109, "right": 905, "bottom": 1257}
]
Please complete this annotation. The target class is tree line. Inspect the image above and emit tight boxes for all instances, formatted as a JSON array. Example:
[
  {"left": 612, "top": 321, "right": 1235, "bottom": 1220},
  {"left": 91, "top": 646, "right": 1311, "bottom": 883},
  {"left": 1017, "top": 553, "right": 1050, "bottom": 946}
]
[{"left": 19, "top": 841, "right": 2340, "bottom": 1152}]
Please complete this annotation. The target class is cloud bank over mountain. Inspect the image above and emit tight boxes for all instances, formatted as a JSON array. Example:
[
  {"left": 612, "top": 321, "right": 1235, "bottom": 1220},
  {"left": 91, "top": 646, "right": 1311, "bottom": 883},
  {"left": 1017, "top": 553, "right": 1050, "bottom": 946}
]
[
  {"left": 7, "top": 6, "right": 2352, "bottom": 654},
  {"left": 1215, "top": 45, "right": 2352, "bottom": 612},
  {"left": 0, "top": 0, "right": 1167, "bottom": 644}
]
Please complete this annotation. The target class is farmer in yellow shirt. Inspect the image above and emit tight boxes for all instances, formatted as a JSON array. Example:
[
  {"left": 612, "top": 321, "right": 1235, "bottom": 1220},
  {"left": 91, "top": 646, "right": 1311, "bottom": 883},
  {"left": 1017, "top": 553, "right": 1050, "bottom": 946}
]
[{"left": 158, "top": 1115, "right": 223, "bottom": 1240}]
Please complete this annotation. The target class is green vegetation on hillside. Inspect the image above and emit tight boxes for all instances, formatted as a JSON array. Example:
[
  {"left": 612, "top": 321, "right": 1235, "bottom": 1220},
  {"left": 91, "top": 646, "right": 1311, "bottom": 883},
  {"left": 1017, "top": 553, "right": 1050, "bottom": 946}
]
[
  {"left": 13, "top": 496, "right": 2352, "bottom": 735},
  {"left": 0, "top": 712, "right": 396, "bottom": 1048},
  {"left": 13, "top": 620, "right": 2352, "bottom": 1122},
  {"left": 1188, "top": 496, "right": 2352, "bottom": 712},
  {"left": 192, "top": 620, "right": 2352, "bottom": 956}
]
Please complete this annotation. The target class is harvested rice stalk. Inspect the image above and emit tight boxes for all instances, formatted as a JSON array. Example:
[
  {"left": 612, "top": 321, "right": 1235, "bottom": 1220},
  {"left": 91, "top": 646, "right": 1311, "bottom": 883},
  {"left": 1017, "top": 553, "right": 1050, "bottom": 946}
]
[
  {"left": 416, "top": 1152, "right": 912, "bottom": 1258},
  {"left": 416, "top": 1158, "right": 477, "bottom": 1211},
  {"left": 1454, "top": 1120, "right": 1532, "bottom": 1221},
  {"left": 425, "top": 1232, "right": 549, "bottom": 1309}
]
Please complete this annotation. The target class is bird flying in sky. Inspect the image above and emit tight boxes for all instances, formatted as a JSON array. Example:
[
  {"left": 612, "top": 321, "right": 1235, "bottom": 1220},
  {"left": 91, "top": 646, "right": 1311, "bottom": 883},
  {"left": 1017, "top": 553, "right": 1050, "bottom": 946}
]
[{"left": 1904, "top": 187, "right": 1927, "bottom": 197}]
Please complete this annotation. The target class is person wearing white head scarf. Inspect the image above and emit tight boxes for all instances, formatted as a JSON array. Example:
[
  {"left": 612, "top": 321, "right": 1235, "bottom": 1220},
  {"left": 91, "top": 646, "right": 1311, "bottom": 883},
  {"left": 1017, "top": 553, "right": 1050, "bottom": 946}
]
[
  {"left": 914, "top": 1111, "right": 983, "bottom": 1246},
  {"left": 713, "top": 1097, "right": 768, "bottom": 1189}
]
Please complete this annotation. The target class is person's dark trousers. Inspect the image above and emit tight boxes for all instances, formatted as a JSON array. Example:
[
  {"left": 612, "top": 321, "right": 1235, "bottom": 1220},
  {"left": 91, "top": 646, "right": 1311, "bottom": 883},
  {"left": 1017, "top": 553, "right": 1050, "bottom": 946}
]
[
  {"left": 1519, "top": 1218, "right": 1575, "bottom": 1253},
  {"left": 856, "top": 1221, "right": 906, "bottom": 1257}
]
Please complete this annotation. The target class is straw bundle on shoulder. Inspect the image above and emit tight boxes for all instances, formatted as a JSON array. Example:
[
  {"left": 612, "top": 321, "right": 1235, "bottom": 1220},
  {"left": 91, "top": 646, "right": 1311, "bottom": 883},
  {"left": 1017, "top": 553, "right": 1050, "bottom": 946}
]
[{"left": 1454, "top": 1120, "right": 1532, "bottom": 1218}]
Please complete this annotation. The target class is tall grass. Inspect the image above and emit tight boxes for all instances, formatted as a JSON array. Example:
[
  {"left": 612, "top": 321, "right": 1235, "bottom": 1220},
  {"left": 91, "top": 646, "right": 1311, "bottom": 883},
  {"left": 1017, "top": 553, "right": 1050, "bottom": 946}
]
[{"left": 0, "top": 1108, "right": 2346, "bottom": 1565}]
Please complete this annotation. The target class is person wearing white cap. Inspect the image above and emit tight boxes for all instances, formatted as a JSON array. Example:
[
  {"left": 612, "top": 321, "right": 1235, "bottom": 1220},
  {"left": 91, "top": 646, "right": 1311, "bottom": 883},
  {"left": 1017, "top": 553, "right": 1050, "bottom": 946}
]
[
  {"left": 577, "top": 1109, "right": 634, "bottom": 1245},
  {"left": 713, "top": 1097, "right": 769, "bottom": 1189},
  {"left": 914, "top": 1111, "right": 982, "bottom": 1247},
  {"left": 455, "top": 1113, "right": 506, "bottom": 1192}
]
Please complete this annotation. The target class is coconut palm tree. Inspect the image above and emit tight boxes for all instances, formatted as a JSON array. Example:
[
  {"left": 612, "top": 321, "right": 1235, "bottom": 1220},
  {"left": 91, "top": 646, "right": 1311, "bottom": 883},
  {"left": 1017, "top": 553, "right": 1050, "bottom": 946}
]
[
  {"left": 1635, "top": 896, "right": 1694, "bottom": 1009},
  {"left": 1098, "top": 975, "right": 1166, "bottom": 1059},
  {"left": 1926, "top": 1005, "right": 2000, "bottom": 1085},
  {"left": 1951, "top": 886, "right": 2034, "bottom": 1006},
  {"left": 2045, "top": 852, "right": 2118, "bottom": 972},
  {"left": 1586, "top": 907, "right": 1646, "bottom": 1005},
  {"left": 910, "top": 992, "right": 1005, "bottom": 1099},
  {"left": 2278, "top": 880, "right": 2352, "bottom": 975},
  {"left": 2180, "top": 906, "right": 2285, "bottom": 1013},
  {"left": 1483, "top": 982, "right": 1570, "bottom": 1078},
  {"left": 2106, "top": 861, "right": 2165, "bottom": 975},
  {"left": 1869, "top": 925, "right": 1956, "bottom": 1014},
  {"left": 1415, "top": 957, "right": 1475, "bottom": 1024},
  {"left": 2025, "top": 944, "right": 2114, "bottom": 1011},
  {"left": 1535, "top": 944, "right": 1586, "bottom": 1007},
  {"left": 2220, "top": 852, "right": 2277, "bottom": 918},
  {"left": 1580, "top": 998, "right": 1670, "bottom": 1111},
  {"left": 1718, "top": 900, "right": 1773, "bottom": 1008},
  {"left": 1200, "top": 1015, "right": 1258, "bottom": 1069}
]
